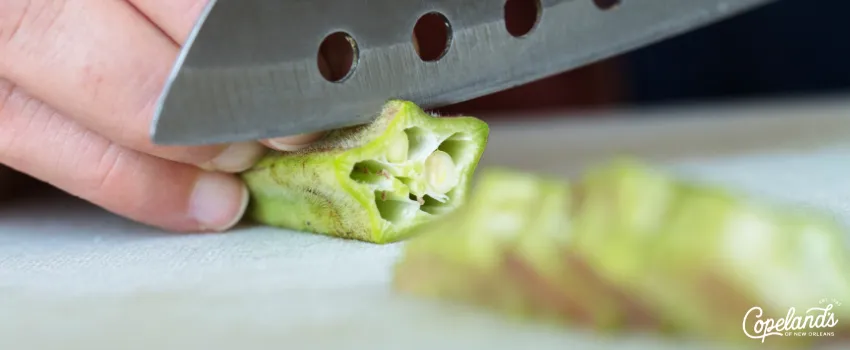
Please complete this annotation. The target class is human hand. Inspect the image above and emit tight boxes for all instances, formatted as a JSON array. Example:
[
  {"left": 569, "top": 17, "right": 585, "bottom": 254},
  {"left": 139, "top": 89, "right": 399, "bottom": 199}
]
[{"left": 0, "top": 0, "right": 324, "bottom": 232}]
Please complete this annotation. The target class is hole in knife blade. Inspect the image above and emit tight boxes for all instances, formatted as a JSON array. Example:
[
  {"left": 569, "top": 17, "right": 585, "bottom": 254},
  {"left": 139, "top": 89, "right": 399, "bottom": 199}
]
[
  {"left": 505, "top": 0, "right": 541, "bottom": 38},
  {"left": 593, "top": 0, "right": 621, "bottom": 10},
  {"left": 413, "top": 12, "right": 453, "bottom": 62},
  {"left": 318, "top": 32, "right": 359, "bottom": 83}
]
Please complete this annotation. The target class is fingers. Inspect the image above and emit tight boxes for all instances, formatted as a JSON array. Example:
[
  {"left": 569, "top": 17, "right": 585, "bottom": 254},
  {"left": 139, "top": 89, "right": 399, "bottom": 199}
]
[
  {"left": 127, "top": 0, "right": 208, "bottom": 44},
  {"left": 0, "top": 79, "right": 247, "bottom": 232},
  {"left": 0, "top": 0, "right": 265, "bottom": 172}
]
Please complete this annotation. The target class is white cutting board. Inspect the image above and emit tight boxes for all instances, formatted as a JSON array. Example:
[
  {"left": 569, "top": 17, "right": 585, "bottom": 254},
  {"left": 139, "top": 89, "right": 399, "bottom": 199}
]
[{"left": 1, "top": 96, "right": 849, "bottom": 350}]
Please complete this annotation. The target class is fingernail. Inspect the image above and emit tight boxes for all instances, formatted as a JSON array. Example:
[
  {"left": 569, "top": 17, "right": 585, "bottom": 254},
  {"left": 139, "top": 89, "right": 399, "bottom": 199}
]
[
  {"left": 267, "top": 132, "right": 326, "bottom": 151},
  {"left": 206, "top": 142, "right": 266, "bottom": 173},
  {"left": 189, "top": 172, "right": 249, "bottom": 232}
]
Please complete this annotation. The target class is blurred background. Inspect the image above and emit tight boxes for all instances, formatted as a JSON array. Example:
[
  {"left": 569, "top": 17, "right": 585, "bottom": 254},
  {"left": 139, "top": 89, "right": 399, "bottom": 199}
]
[{"left": 440, "top": 0, "right": 850, "bottom": 117}]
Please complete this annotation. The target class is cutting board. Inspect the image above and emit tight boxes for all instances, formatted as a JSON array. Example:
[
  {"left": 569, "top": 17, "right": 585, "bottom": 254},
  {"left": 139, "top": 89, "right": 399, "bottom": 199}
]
[{"left": 1, "top": 96, "right": 849, "bottom": 350}]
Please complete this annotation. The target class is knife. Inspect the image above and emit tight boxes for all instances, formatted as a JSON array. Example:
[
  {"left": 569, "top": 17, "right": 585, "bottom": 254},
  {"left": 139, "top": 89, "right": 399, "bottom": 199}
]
[{"left": 151, "top": 0, "right": 776, "bottom": 146}]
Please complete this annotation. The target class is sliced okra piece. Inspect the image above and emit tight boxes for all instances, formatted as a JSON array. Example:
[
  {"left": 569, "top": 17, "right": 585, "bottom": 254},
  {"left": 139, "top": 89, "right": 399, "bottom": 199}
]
[
  {"left": 646, "top": 183, "right": 850, "bottom": 345},
  {"left": 393, "top": 159, "right": 850, "bottom": 344},
  {"left": 395, "top": 169, "right": 569, "bottom": 318},
  {"left": 241, "top": 100, "right": 489, "bottom": 244},
  {"left": 395, "top": 168, "right": 657, "bottom": 329},
  {"left": 501, "top": 171, "right": 647, "bottom": 329},
  {"left": 570, "top": 160, "right": 684, "bottom": 332},
  {"left": 577, "top": 161, "right": 850, "bottom": 345}
]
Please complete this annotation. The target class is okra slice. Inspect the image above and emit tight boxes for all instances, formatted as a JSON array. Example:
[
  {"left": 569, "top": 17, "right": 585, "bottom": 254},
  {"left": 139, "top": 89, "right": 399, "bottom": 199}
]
[
  {"left": 646, "top": 183, "right": 850, "bottom": 345},
  {"left": 574, "top": 161, "right": 850, "bottom": 344},
  {"left": 393, "top": 159, "right": 850, "bottom": 345},
  {"left": 571, "top": 160, "right": 679, "bottom": 307},
  {"left": 395, "top": 168, "right": 659, "bottom": 330},
  {"left": 394, "top": 169, "right": 571, "bottom": 318},
  {"left": 241, "top": 100, "right": 489, "bottom": 244}
]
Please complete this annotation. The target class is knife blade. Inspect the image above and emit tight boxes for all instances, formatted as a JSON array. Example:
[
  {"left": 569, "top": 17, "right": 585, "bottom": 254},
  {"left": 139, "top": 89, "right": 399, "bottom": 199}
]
[{"left": 151, "top": 0, "right": 776, "bottom": 146}]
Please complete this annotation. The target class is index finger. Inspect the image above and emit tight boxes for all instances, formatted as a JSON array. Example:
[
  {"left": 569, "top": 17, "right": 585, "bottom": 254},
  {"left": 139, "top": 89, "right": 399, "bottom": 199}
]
[{"left": 0, "top": 0, "right": 266, "bottom": 173}]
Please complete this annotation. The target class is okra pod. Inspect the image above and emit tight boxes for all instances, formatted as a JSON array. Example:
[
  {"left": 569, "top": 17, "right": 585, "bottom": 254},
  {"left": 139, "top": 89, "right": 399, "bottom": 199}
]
[
  {"left": 241, "top": 100, "right": 489, "bottom": 244},
  {"left": 393, "top": 159, "right": 850, "bottom": 345}
]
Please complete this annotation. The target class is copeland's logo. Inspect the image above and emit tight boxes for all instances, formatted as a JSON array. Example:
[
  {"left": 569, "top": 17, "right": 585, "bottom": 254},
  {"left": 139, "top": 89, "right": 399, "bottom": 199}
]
[{"left": 742, "top": 298, "right": 841, "bottom": 343}]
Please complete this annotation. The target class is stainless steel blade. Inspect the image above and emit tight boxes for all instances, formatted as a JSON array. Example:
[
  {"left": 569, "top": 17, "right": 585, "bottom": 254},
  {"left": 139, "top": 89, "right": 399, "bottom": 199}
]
[{"left": 151, "top": 0, "right": 776, "bottom": 146}]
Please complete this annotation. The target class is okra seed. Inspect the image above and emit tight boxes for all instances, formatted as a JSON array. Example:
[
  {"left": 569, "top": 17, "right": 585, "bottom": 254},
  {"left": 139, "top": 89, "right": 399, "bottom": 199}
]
[
  {"left": 387, "top": 131, "right": 410, "bottom": 163},
  {"left": 425, "top": 150, "right": 459, "bottom": 195}
]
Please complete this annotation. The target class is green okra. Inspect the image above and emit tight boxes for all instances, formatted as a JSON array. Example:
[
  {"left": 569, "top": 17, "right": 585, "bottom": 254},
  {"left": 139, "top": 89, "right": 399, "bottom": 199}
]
[
  {"left": 241, "top": 100, "right": 489, "bottom": 244},
  {"left": 578, "top": 161, "right": 849, "bottom": 345},
  {"left": 395, "top": 167, "right": 660, "bottom": 330},
  {"left": 393, "top": 169, "right": 576, "bottom": 319},
  {"left": 393, "top": 159, "right": 850, "bottom": 346},
  {"left": 640, "top": 181, "right": 850, "bottom": 345}
]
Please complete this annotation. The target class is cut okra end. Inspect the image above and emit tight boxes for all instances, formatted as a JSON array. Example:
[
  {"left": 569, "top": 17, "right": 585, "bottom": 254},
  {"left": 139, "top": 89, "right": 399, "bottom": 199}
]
[{"left": 241, "top": 100, "right": 489, "bottom": 244}]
